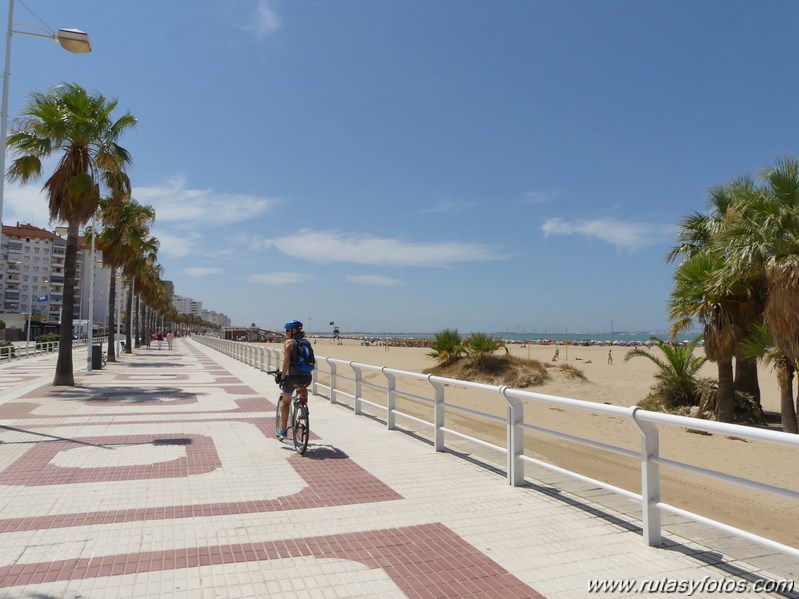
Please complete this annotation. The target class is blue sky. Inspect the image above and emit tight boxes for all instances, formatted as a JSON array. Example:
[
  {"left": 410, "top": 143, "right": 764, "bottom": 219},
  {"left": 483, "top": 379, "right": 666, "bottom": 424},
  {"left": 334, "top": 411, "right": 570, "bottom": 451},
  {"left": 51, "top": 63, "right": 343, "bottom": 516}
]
[{"left": 4, "top": 1, "right": 799, "bottom": 334}]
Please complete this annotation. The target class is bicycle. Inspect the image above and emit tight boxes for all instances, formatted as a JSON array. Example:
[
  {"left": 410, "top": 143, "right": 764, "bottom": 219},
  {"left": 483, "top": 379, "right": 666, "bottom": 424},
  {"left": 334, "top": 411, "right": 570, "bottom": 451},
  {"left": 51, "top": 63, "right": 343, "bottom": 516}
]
[{"left": 267, "top": 369, "right": 310, "bottom": 455}]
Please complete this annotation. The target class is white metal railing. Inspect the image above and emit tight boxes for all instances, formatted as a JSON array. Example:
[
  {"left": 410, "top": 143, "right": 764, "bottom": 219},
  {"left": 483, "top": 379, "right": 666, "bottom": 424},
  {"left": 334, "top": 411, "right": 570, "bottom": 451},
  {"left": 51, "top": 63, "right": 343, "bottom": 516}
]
[
  {"left": 0, "top": 336, "right": 100, "bottom": 362},
  {"left": 195, "top": 336, "right": 799, "bottom": 558}
]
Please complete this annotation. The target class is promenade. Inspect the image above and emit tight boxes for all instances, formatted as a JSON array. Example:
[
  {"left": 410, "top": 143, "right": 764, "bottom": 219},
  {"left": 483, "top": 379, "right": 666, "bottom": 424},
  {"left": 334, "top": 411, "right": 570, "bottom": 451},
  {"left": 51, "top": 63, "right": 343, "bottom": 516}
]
[{"left": 0, "top": 337, "right": 795, "bottom": 598}]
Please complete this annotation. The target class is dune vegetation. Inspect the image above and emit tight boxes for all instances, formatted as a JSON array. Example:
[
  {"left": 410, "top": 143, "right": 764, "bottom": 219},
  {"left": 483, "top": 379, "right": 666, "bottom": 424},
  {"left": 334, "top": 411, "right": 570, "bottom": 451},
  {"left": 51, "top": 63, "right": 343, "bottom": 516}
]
[{"left": 423, "top": 329, "right": 585, "bottom": 388}]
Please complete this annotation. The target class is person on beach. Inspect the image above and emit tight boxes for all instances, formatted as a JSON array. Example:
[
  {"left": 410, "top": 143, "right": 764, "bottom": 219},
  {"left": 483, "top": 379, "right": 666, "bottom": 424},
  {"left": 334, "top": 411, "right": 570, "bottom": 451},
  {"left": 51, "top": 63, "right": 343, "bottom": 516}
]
[
  {"left": 608, "top": 349, "right": 613, "bottom": 365},
  {"left": 552, "top": 347, "right": 559, "bottom": 361},
  {"left": 276, "top": 320, "right": 313, "bottom": 439}
]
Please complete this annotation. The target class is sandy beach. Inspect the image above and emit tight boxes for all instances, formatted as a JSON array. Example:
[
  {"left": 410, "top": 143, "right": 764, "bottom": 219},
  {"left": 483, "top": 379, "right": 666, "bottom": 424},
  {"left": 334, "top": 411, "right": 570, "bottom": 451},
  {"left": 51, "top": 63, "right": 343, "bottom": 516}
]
[{"left": 279, "top": 337, "right": 799, "bottom": 549}]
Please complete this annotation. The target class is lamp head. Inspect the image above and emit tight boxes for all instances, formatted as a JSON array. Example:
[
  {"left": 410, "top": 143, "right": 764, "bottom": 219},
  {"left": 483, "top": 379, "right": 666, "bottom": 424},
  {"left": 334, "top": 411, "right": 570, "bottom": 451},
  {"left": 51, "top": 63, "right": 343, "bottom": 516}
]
[{"left": 55, "top": 28, "right": 92, "bottom": 53}]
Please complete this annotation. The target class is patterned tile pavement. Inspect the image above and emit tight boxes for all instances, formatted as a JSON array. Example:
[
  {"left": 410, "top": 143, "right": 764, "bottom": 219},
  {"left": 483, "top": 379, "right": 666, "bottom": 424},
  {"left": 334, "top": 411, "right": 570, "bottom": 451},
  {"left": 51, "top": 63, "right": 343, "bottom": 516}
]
[{"left": 0, "top": 339, "right": 794, "bottom": 598}]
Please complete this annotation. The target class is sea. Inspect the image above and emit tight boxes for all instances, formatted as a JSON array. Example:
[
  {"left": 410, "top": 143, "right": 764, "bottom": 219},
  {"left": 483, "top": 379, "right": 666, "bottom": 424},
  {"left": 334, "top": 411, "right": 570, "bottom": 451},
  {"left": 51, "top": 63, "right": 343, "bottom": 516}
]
[{"left": 328, "top": 330, "right": 702, "bottom": 344}]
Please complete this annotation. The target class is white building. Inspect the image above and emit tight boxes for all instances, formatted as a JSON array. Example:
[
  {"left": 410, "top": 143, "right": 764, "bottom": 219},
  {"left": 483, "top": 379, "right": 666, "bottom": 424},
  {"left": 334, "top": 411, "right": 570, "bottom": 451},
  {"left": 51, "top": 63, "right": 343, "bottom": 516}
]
[{"left": 0, "top": 223, "right": 121, "bottom": 335}]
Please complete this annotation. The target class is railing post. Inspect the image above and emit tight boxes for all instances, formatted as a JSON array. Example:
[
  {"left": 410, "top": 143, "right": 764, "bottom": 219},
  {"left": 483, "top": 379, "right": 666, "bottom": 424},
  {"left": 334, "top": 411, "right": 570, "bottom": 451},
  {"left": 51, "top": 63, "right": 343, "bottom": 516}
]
[
  {"left": 351, "top": 363, "right": 363, "bottom": 414},
  {"left": 384, "top": 368, "right": 396, "bottom": 430},
  {"left": 328, "top": 358, "right": 337, "bottom": 405},
  {"left": 499, "top": 386, "right": 525, "bottom": 486},
  {"left": 429, "top": 376, "right": 445, "bottom": 451},
  {"left": 310, "top": 351, "right": 317, "bottom": 394},
  {"left": 631, "top": 407, "right": 662, "bottom": 546}
]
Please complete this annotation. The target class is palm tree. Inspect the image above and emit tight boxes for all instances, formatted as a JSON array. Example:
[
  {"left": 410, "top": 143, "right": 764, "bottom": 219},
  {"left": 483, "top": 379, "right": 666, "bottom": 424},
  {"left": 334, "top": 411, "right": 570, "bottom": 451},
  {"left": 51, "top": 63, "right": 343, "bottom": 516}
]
[
  {"left": 95, "top": 170, "right": 133, "bottom": 362},
  {"left": 427, "top": 329, "right": 463, "bottom": 366},
  {"left": 624, "top": 337, "right": 707, "bottom": 409},
  {"left": 740, "top": 324, "right": 798, "bottom": 433},
  {"left": 95, "top": 198, "right": 155, "bottom": 359},
  {"left": 6, "top": 84, "right": 136, "bottom": 385},
  {"left": 463, "top": 333, "right": 507, "bottom": 365},
  {"left": 122, "top": 231, "right": 159, "bottom": 352},
  {"left": 712, "top": 157, "right": 799, "bottom": 430},
  {"left": 668, "top": 180, "right": 764, "bottom": 422}
]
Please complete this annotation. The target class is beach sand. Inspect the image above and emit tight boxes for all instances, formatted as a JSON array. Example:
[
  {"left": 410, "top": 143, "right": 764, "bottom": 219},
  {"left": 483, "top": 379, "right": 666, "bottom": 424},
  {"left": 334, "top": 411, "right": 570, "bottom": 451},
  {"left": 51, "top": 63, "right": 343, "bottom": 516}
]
[{"left": 289, "top": 337, "right": 799, "bottom": 549}]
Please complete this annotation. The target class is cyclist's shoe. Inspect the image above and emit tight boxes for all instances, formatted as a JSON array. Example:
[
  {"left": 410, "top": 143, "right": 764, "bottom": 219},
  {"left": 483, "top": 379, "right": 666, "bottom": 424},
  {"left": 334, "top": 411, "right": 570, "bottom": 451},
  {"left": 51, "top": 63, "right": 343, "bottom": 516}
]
[{"left": 276, "top": 428, "right": 288, "bottom": 440}]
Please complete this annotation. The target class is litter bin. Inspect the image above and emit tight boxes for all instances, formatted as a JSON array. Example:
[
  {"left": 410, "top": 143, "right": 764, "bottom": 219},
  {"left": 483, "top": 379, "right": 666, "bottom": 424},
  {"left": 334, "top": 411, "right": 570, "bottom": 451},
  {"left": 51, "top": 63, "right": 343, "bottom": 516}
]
[{"left": 91, "top": 343, "right": 103, "bottom": 370}]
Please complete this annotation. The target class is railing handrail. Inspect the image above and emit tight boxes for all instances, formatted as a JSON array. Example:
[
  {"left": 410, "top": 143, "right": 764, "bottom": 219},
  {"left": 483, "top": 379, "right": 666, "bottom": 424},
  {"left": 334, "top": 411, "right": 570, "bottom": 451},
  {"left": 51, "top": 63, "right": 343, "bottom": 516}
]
[
  {"left": 0, "top": 335, "right": 106, "bottom": 363},
  {"left": 194, "top": 336, "right": 799, "bottom": 559}
]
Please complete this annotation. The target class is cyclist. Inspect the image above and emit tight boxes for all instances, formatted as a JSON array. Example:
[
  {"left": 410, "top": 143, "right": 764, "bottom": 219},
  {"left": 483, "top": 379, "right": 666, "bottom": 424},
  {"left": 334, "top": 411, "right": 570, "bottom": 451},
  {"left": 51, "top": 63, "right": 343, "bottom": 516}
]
[{"left": 276, "top": 320, "right": 313, "bottom": 439}]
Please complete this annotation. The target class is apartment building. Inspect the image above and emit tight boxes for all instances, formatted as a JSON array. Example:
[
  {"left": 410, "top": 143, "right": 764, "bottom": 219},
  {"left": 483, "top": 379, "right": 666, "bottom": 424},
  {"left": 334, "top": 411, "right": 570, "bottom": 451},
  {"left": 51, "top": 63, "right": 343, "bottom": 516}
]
[
  {"left": 0, "top": 223, "right": 122, "bottom": 332},
  {"left": 2, "top": 224, "right": 228, "bottom": 334}
]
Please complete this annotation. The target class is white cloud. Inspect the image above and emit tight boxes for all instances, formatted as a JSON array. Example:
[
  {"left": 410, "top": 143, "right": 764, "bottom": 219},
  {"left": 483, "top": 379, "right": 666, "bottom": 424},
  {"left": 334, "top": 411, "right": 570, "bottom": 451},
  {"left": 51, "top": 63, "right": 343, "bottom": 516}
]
[
  {"left": 185, "top": 267, "right": 223, "bottom": 276},
  {"left": 249, "top": 272, "right": 314, "bottom": 285},
  {"left": 150, "top": 229, "right": 195, "bottom": 259},
  {"left": 421, "top": 199, "right": 478, "bottom": 214},
  {"left": 347, "top": 275, "right": 401, "bottom": 286},
  {"left": 244, "top": 0, "right": 281, "bottom": 36},
  {"left": 134, "top": 177, "right": 280, "bottom": 225},
  {"left": 267, "top": 230, "right": 505, "bottom": 266},
  {"left": 4, "top": 181, "right": 57, "bottom": 228},
  {"left": 516, "top": 190, "right": 562, "bottom": 206},
  {"left": 542, "top": 217, "right": 673, "bottom": 252}
]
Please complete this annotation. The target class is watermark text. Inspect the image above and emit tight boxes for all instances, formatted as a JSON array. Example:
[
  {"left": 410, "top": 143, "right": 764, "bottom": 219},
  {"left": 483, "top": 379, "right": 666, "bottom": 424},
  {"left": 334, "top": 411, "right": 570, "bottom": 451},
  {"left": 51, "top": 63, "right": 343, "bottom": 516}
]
[{"left": 587, "top": 576, "right": 795, "bottom": 595}]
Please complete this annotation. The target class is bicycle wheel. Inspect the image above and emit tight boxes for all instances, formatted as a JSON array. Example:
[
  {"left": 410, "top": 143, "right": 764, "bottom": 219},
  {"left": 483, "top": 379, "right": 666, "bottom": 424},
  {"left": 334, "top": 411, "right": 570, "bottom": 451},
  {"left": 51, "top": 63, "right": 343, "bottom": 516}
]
[{"left": 292, "top": 403, "right": 309, "bottom": 455}]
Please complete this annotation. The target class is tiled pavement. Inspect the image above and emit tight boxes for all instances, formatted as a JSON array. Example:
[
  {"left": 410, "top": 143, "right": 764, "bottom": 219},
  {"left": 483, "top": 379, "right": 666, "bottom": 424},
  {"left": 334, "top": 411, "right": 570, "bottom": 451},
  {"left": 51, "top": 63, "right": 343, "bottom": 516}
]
[{"left": 0, "top": 339, "right": 795, "bottom": 598}]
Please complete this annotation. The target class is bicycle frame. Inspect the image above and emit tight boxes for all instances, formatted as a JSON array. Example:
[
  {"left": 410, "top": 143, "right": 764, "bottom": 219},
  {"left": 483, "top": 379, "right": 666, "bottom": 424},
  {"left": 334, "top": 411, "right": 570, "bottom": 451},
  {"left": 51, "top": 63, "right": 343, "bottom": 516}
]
[{"left": 268, "top": 370, "right": 310, "bottom": 455}]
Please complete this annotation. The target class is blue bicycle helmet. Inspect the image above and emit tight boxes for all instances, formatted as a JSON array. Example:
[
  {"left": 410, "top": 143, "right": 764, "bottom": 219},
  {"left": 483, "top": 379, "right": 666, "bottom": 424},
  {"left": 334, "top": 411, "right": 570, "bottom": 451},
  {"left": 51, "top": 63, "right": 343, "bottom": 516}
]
[{"left": 284, "top": 320, "right": 303, "bottom": 331}]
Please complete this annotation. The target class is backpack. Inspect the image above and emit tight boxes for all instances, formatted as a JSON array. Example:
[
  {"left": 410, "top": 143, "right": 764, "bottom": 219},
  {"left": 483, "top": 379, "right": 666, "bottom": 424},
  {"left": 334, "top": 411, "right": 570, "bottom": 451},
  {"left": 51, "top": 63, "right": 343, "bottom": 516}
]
[{"left": 294, "top": 338, "right": 316, "bottom": 373}]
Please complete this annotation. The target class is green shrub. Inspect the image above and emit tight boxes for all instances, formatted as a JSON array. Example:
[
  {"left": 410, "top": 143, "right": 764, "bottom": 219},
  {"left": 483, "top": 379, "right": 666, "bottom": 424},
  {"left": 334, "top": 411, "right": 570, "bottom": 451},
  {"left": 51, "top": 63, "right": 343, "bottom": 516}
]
[
  {"left": 463, "top": 333, "right": 507, "bottom": 365},
  {"left": 427, "top": 329, "right": 464, "bottom": 366},
  {"left": 35, "top": 333, "right": 59, "bottom": 347}
]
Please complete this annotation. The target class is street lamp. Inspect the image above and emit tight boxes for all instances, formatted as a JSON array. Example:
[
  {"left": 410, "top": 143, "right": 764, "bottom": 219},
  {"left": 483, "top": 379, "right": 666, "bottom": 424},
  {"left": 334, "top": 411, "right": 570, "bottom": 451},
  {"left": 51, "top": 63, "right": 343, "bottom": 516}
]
[
  {"left": 0, "top": 0, "right": 91, "bottom": 259},
  {"left": 86, "top": 215, "right": 95, "bottom": 371},
  {"left": 25, "top": 276, "right": 46, "bottom": 349}
]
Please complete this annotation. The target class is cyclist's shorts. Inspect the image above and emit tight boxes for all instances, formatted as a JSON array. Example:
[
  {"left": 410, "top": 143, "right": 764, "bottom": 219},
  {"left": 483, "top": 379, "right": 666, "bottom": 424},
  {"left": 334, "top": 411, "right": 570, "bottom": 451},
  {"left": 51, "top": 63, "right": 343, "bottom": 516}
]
[{"left": 281, "top": 373, "right": 312, "bottom": 393}]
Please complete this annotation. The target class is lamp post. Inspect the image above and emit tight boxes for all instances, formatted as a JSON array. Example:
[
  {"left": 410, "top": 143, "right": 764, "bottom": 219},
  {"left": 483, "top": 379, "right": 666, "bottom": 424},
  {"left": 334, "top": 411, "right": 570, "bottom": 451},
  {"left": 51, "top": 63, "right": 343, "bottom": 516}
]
[
  {"left": 25, "top": 276, "right": 46, "bottom": 350},
  {"left": 86, "top": 215, "right": 95, "bottom": 371},
  {"left": 115, "top": 268, "right": 121, "bottom": 356},
  {"left": 0, "top": 0, "right": 91, "bottom": 260}
]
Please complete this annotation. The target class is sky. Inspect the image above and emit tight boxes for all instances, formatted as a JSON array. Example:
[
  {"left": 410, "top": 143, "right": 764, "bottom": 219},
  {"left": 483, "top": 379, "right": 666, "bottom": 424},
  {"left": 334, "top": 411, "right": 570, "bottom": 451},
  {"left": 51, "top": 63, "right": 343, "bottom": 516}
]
[{"left": 3, "top": 0, "right": 799, "bottom": 335}]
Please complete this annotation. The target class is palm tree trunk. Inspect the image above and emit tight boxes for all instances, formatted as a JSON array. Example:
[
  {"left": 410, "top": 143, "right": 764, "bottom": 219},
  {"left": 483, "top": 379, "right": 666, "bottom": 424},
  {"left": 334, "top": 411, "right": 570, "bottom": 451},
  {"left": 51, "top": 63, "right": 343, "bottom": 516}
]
[
  {"left": 53, "top": 222, "right": 79, "bottom": 386},
  {"left": 778, "top": 364, "right": 798, "bottom": 434},
  {"left": 716, "top": 357, "right": 735, "bottom": 423},
  {"left": 125, "top": 279, "right": 133, "bottom": 353},
  {"left": 107, "top": 269, "right": 117, "bottom": 362},
  {"left": 134, "top": 292, "right": 141, "bottom": 348},
  {"left": 734, "top": 356, "right": 761, "bottom": 406}
]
